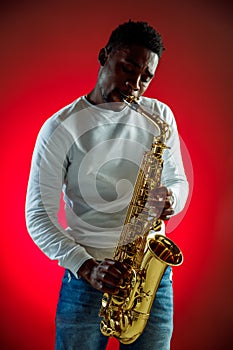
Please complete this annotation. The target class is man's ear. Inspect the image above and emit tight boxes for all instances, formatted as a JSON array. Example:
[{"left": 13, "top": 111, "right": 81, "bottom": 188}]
[{"left": 98, "top": 47, "right": 109, "bottom": 66}]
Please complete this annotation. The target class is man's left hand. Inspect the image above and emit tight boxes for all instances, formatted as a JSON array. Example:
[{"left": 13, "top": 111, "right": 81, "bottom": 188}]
[{"left": 147, "top": 186, "right": 174, "bottom": 220}]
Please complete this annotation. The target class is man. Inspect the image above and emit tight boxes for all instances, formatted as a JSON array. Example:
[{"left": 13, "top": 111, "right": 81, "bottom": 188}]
[{"left": 26, "top": 20, "right": 189, "bottom": 350}]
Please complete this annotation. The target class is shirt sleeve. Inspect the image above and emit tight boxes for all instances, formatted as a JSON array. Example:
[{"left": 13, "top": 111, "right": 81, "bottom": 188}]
[
  {"left": 25, "top": 116, "right": 93, "bottom": 277},
  {"left": 160, "top": 104, "right": 189, "bottom": 214}
]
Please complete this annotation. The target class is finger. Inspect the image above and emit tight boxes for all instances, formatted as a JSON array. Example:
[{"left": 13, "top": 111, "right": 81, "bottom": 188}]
[
  {"left": 102, "top": 259, "right": 129, "bottom": 276},
  {"left": 148, "top": 194, "right": 174, "bottom": 210},
  {"left": 150, "top": 186, "right": 168, "bottom": 198},
  {"left": 148, "top": 200, "right": 166, "bottom": 209},
  {"left": 96, "top": 262, "right": 129, "bottom": 290},
  {"left": 93, "top": 278, "right": 119, "bottom": 294},
  {"left": 161, "top": 215, "right": 171, "bottom": 220},
  {"left": 165, "top": 192, "right": 174, "bottom": 206},
  {"left": 163, "top": 200, "right": 174, "bottom": 209},
  {"left": 97, "top": 270, "right": 123, "bottom": 288},
  {"left": 89, "top": 266, "right": 120, "bottom": 293},
  {"left": 147, "top": 206, "right": 163, "bottom": 218},
  {"left": 147, "top": 188, "right": 167, "bottom": 209},
  {"left": 94, "top": 269, "right": 128, "bottom": 295},
  {"left": 160, "top": 208, "right": 175, "bottom": 220},
  {"left": 147, "top": 202, "right": 174, "bottom": 218},
  {"left": 96, "top": 280, "right": 119, "bottom": 294},
  {"left": 163, "top": 207, "right": 174, "bottom": 215}
]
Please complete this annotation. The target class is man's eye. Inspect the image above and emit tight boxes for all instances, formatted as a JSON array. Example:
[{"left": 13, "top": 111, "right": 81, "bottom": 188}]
[
  {"left": 122, "top": 65, "right": 134, "bottom": 73},
  {"left": 141, "top": 75, "right": 151, "bottom": 83}
]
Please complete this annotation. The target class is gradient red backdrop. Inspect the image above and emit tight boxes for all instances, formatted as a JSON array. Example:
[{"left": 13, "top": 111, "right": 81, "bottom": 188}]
[{"left": 1, "top": 1, "right": 233, "bottom": 349}]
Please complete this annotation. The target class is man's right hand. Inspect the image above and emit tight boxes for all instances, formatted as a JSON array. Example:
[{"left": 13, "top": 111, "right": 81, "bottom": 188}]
[{"left": 78, "top": 258, "right": 130, "bottom": 294}]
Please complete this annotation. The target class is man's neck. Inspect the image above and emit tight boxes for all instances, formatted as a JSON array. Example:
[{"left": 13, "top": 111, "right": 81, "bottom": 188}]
[{"left": 86, "top": 88, "right": 125, "bottom": 112}]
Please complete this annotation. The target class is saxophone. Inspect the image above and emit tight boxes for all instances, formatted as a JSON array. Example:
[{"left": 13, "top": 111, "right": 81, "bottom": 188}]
[{"left": 99, "top": 96, "right": 183, "bottom": 344}]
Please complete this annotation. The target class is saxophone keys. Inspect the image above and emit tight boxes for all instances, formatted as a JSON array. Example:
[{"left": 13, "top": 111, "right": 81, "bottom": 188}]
[{"left": 101, "top": 293, "right": 110, "bottom": 308}]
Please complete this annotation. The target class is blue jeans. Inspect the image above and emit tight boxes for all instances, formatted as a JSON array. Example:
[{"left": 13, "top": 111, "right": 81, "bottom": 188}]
[{"left": 55, "top": 267, "right": 173, "bottom": 350}]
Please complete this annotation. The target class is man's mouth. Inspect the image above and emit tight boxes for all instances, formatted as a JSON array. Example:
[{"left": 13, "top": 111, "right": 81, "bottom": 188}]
[
  {"left": 118, "top": 90, "right": 129, "bottom": 100},
  {"left": 103, "top": 89, "right": 139, "bottom": 105},
  {"left": 119, "top": 90, "right": 139, "bottom": 103}
]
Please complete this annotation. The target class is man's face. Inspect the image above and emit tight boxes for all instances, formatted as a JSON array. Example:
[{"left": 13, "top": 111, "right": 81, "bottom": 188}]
[{"left": 98, "top": 44, "right": 159, "bottom": 104}]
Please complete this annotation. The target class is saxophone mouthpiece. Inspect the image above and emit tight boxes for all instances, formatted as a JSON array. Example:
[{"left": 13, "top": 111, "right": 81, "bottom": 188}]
[{"left": 119, "top": 91, "right": 140, "bottom": 111}]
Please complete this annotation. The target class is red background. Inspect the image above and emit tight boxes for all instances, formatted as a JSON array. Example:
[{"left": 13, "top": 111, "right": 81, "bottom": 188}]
[{"left": 1, "top": 1, "right": 233, "bottom": 349}]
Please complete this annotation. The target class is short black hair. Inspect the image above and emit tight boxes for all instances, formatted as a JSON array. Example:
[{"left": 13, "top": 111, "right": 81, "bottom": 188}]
[{"left": 105, "top": 20, "right": 165, "bottom": 58}]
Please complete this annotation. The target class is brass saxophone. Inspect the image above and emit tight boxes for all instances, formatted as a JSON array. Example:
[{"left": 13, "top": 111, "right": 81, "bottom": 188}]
[{"left": 99, "top": 96, "right": 183, "bottom": 344}]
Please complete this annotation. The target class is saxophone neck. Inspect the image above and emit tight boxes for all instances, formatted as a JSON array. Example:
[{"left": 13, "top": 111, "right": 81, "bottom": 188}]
[{"left": 123, "top": 95, "right": 170, "bottom": 142}]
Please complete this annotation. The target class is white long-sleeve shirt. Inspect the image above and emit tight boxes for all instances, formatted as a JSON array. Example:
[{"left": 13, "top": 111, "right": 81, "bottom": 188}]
[{"left": 25, "top": 96, "right": 189, "bottom": 277}]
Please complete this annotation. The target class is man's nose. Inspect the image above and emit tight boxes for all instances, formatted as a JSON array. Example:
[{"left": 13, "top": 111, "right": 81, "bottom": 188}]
[{"left": 126, "top": 76, "right": 140, "bottom": 91}]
